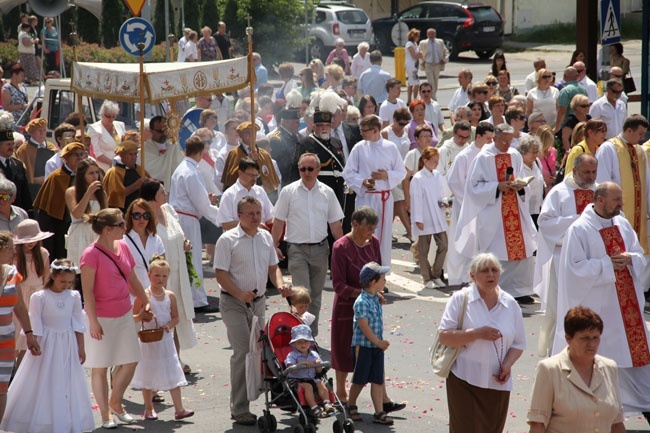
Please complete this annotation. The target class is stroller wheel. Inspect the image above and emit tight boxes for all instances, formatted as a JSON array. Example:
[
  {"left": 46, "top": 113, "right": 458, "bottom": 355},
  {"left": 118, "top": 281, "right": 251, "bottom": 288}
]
[
  {"left": 257, "top": 416, "right": 269, "bottom": 433},
  {"left": 267, "top": 413, "right": 278, "bottom": 432},
  {"left": 293, "top": 425, "right": 305, "bottom": 433},
  {"left": 332, "top": 419, "right": 343, "bottom": 433},
  {"left": 299, "top": 412, "right": 309, "bottom": 426},
  {"left": 343, "top": 419, "right": 355, "bottom": 433},
  {"left": 305, "top": 424, "right": 316, "bottom": 433}
]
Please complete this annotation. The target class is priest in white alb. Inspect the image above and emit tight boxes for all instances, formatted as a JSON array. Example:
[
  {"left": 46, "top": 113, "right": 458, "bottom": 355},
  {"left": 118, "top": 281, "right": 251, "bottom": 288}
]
[
  {"left": 533, "top": 153, "right": 597, "bottom": 356},
  {"left": 343, "top": 114, "right": 406, "bottom": 266},
  {"left": 553, "top": 182, "right": 650, "bottom": 419},
  {"left": 445, "top": 121, "right": 494, "bottom": 285},
  {"left": 456, "top": 123, "right": 537, "bottom": 303}
]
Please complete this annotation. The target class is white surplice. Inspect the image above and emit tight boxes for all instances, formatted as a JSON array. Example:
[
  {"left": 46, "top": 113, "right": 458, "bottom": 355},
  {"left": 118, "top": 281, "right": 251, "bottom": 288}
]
[
  {"left": 143, "top": 139, "right": 185, "bottom": 188},
  {"left": 169, "top": 157, "right": 220, "bottom": 307},
  {"left": 343, "top": 138, "right": 406, "bottom": 266},
  {"left": 445, "top": 142, "right": 481, "bottom": 285},
  {"left": 533, "top": 176, "right": 595, "bottom": 356},
  {"left": 455, "top": 143, "right": 537, "bottom": 297}
]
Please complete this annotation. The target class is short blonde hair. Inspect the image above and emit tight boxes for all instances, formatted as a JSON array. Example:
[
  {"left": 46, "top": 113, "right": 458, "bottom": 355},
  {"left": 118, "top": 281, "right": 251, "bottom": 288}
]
[{"left": 290, "top": 287, "right": 311, "bottom": 305}]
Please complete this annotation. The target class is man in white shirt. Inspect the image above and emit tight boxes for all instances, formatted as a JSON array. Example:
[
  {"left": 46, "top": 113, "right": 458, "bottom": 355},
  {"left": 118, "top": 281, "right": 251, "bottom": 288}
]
[
  {"left": 534, "top": 154, "right": 597, "bottom": 357},
  {"left": 378, "top": 78, "right": 406, "bottom": 128},
  {"left": 589, "top": 79, "right": 627, "bottom": 139},
  {"left": 272, "top": 153, "right": 344, "bottom": 336},
  {"left": 447, "top": 68, "right": 472, "bottom": 123},
  {"left": 420, "top": 82, "right": 446, "bottom": 136},
  {"left": 169, "top": 136, "right": 220, "bottom": 312},
  {"left": 524, "top": 58, "right": 546, "bottom": 94},
  {"left": 177, "top": 28, "right": 191, "bottom": 62},
  {"left": 215, "top": 196, "right": 291, "bottom": 425},
  {"left": 574, "top": 61, "right": 598, "bottom": 103},
  {"left": 437, "top": 121, "right": 471, "bottom": 177},
  {"left": 609, "top": 67, "right": 629, "bottom": 104},
  {"left": 218, "top": 158, "right": 273, "bottom": 230}
]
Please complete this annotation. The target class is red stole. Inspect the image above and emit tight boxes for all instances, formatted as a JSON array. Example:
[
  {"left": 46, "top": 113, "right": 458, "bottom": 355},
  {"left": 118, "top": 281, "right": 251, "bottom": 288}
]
[
  {"left": 495, "top": 153, "right": 526, "bottom": 260},
  {"left": 574, "top": 189, "right": 594, "bottom": 214},
  {"left": 599, "top": 225, "right": 650, "bottom": 367}
]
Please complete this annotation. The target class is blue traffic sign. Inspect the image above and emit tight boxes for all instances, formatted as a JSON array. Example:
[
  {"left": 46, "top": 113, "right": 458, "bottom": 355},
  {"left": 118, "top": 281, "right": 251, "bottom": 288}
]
[
  {"left": 119, "top": 17, "right": 156, "bottom": 57},
  {"left": 179, "top": 108, "right": 204, "bottom": 150},
  {"left": 600, "top": 0, "right": 621, "bottom": 45}
]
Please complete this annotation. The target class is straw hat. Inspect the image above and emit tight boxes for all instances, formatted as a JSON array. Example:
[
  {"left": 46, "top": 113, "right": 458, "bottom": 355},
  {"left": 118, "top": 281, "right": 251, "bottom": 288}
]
[{"left": 13, "top": 219, "right": 54, "bottom": 245}]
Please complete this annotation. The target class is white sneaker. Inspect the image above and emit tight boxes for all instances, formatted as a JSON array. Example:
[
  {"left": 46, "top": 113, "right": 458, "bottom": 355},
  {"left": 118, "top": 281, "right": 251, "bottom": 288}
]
[
  {"left": 424, "top": 281, "right": 435, "bottom": 289},
  {"left": 432, "top": 278, "right": 446, "bottom": 288}
]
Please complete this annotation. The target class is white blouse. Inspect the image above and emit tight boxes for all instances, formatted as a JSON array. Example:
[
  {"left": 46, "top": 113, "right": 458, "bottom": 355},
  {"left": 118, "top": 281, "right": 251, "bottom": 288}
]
[{"left": 124, "top": 231, "right": 166, "bottom": 289}]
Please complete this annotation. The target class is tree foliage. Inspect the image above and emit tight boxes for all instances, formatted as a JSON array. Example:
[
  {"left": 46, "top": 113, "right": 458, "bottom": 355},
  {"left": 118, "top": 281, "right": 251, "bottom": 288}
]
[
  {"left": 183, "top": 0, "right": 202, "bottom": 34},
  {"left": 74, "top": 8, "right": 100, "bottom": 45},
  {"left": 153, "top": 0, "right": 176, "bottom": 45},
  {"left": 200, "top": 0, "right": 220, "bottom": 31},
  {"left": 231, "top": 0, "right": 303, "bottom": 67},
  {"left": 101, "top": 0, "right": 124, "bottom": 48}
]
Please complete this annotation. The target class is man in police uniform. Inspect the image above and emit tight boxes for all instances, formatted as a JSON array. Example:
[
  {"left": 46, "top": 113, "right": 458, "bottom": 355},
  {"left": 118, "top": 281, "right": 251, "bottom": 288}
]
[
  {"left": 293, "top": 110, "right": 346, "bottom": 210},
  {"left": 268, "top": 108, "right": 300, "bottom": 188}
]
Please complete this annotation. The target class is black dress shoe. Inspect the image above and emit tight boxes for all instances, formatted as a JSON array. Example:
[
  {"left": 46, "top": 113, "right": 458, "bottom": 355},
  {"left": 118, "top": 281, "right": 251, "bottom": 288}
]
[
  {"left": 515, "top": 295, "right": 535, "bottom": 305},
  {"left": 194, "top": 304, "right": 219, "bottom": 313}
]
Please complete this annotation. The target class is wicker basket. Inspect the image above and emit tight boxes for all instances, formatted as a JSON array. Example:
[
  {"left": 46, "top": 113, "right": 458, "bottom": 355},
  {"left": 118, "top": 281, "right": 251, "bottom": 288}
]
[{"left": 138, "top": 316, "right": 164, "bottom": 343}]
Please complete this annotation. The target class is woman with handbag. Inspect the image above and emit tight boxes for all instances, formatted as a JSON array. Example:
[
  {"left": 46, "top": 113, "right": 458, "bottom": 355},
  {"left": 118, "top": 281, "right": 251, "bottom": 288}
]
[
  {"left": 80, "top": 208, "right": 151, "bottom": 429},
  {"left": 438, "top": 252, "right": 526, "bottom": 433},
  {"left": 124, "top": 199, "right": 165, "bottom": 290}
]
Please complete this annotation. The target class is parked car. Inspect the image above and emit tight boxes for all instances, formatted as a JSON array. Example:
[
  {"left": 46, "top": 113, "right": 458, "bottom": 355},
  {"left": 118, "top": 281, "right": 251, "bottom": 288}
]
[
  {"left": 305, "top": 2, "right": 373, "bottom": 61},
  {"left": 371, "top": 1, "right": 504, "bottom": 60}
]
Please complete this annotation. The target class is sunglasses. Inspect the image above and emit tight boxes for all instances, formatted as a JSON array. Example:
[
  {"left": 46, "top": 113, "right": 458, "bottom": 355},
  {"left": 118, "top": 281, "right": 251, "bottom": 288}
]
[
  {"left": 478, "top": 90, "right": 488, "bottom": 94},
  {"left": 486, "top": 81, "right": 497, "bottom": 86},
  {"left": 610, "top": 89, "right": 623, "bottom": 94},
  {"left": 111, "top": 222, "right": 125, "bottom": 228},
  {"left": 541, "top": 75, "right": 553, "bottom": 79},
  {"left": 398, "top": 122, "right": 409, "bottom": 127},
  {"left": 576, "top": 69, "right": 585, "bottom": 73},
  {"left": 578, "top": 104, "right": 591, "bottom": 108},
  {"left": 132, "top": 212, "right": 151, "bottom": 220},
  {"left": 0, "top": 193, "right": 12, "bottom": 201},
  {"left": 299, "top": 167, "right": 316, "bottom": 172},
  {"left": 421, "top": 90, "right": 432, "bottom": 93}
]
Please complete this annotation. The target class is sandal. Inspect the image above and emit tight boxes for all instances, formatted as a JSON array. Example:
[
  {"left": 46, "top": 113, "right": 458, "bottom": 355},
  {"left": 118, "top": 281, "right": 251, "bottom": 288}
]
[
  {"left": 373, "top": 411, "right": 394, "bottom": 425},
  {"left": 152, "top": 392, "right": 165, "bottom": 403},
  {"left": 383, "top": 401, "right": 406, "bottom": 413},
  {"left": 348, "top": 405, "right": 363, "bottom": 422}
]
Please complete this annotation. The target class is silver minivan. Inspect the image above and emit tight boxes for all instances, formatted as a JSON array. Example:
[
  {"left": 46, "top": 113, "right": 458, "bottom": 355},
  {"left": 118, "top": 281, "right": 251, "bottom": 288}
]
[{"left": 308, "top": 3, "right": 373, "bottom": 61}]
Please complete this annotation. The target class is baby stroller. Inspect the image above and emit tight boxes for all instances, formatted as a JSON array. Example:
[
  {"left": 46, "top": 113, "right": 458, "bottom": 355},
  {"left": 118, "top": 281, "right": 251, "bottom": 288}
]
[{"left": 256, "top": 311, "right": 354, "bottom": 433}]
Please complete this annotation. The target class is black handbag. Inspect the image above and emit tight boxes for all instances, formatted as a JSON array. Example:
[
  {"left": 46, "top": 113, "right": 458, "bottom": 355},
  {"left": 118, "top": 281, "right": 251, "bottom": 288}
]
[{"left": 624, "top": 73, "right": 636, "bottom": 94}]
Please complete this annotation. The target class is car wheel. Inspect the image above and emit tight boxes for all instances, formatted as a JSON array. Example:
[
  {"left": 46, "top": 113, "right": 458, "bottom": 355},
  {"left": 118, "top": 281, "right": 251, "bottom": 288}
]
[
  {"left": 443, "top": 38, "right": 458, "bottom": 60},
  {"left": 476, "top": 49, "right": 497, "bottom": 60},
  {"left": 309, "top": 39, "right": 326, "bottom": 61}
]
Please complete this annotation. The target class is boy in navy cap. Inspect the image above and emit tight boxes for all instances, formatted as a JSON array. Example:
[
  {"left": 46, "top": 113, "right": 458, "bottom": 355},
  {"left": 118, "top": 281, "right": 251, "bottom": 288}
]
[
  {"left": 285, "top": 324, "right": 335, "bottom": 418},
  {"left": 348, "top": 262, "right": 394, "bottom": 425}
]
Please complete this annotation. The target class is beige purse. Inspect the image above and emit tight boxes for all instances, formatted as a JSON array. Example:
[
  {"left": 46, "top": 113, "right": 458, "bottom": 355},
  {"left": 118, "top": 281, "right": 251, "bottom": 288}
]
[{"left": 429, "top": 288, "right": 469, "bottom": 378}]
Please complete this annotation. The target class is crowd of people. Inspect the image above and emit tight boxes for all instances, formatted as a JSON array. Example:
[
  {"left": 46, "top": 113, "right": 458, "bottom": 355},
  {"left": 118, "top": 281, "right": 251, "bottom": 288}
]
[{"left": 0, "top": 10, "right": 647, "bottom": 431}]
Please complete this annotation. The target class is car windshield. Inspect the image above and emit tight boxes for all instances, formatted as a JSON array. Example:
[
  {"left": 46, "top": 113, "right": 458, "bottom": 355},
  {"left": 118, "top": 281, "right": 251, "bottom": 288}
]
[
  {"left": 335, "top": 10, "right": 368, "bottom": 24},
  {"left": 469, "top": 6, "right": 500, "bottom": 22}
]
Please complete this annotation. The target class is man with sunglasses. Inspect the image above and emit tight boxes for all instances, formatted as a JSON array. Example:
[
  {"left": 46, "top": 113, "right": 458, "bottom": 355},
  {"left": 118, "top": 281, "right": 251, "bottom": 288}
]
[
  {"left": 554, "top": 67, "right": 588, "bottom": 133},
  {"left": 419, "top": 82, "right": 445, "bottom": 136},
  {"left": 589, "top": 79, "right": 627, "bottom": 139},
  {"left": 609, "top": 66, "right": 628, "bottom": 104},
  {"left": 272, "top": 153, "right": 343, "bottom": 336},
  {"left": 574, "top": 61, "right": 598, "bottom": 103}
]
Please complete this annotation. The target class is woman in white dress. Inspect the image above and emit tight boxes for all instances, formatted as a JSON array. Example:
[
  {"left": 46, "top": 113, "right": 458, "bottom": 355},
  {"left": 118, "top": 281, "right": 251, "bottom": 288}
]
[
  {"left": 87, "top": 101, "right": 126, "bottom": 171},
  {"left": 141, "top": 179, "right": 197, "bottom": 370},
  {"left": 526, "top": 68, "right": 559, "bottom": 129},
  {"left": 65, "top": 159, "right": 106, "bottom": 291},
  {"left": 124, "top": 199, "right": 165, "bottom": 290},
  {"left": 405, "top": 29, "right": 422, "bottom": 104}
]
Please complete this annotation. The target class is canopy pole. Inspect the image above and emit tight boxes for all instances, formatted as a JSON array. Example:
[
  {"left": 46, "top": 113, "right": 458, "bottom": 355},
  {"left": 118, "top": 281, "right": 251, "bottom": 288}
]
[
  {"left": 246, "top": 16, "right": 255, "bottom": 152},
  {"left": 138, "top": 42, "right": 146, "bottom": 176},
  {"left": 71, "top": 32, "right": 84, "bottom": 133}
]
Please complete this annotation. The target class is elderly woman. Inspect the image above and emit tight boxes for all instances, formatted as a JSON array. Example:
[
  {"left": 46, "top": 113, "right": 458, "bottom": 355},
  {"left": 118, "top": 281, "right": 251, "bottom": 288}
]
[
  {"left": 0, "top": 231, "right": 40, "bottom": 421},
  {"left": 140, "top": 179, "right": 197, "bottom": 371},
  {"left": 351, "top": 42, "right": 371, "bottom": 78},
  {"left": 0, "top": 178, "right": 28, "bottom": 232},
  {"left": 1, "top": 65, "right": 29, "bottom": 128},
  {"left": 557, "top": 93, "right": 591, "bottom": 152},
  {"left": 528, "top": 306, "right": 625, "bottom": 433},
  {"left": 439, "top": 252, "right": 526, "bottom": 433},
  {"left": 17, "top": 23, "right": 39, "bottom": 83},
  {"left": 81, "top": 208, "right": 151, "bottom": 429},
  {"left": 325, "top": 38, "right": 350, "bottom": 74},
  {"left": 527, "top": 112, "right": 547, "bottom": 136},
  {"left": 564, "top": 119, "right": 607, "bottom": 175},
  {"left": 330, "top": 206, "right": 404, "bottom": 414},
  {"left": 405, "top": 29, "right": 422, "bottom": 104},
  {"left": 517, "top": 136, "right": 545, "bottom": 227},
  {"left": 88, "top": 101, "right": 126, "bottom": 172},
  {"left": 197, "top": 26, "right": 221, "bottom": 61},
  {"left": 526, "top": 68, "right": 559, "bottom": 129}
]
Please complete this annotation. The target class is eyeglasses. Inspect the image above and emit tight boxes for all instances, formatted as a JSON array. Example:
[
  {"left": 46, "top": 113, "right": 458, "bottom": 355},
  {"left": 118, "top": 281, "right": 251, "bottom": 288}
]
[
  {"left": 610, "top": 88, "right": 623, "bottom": 94},
  {"left": 478, "top": 90, "right": 488, "bottom": 94},
  {"left": 398, "top": 122, "right": 409, "bottom": 127},
  {"left": 299, "top": 166, "right": 316, "bottom": 172},
  {"left": 111, "top": 222, "right": 125, "bottom": 228},
  {"left": 575, "top": 69, "right": 585, "bottom": 73},
  {"left": 486, "top": 81, "right": 497, "bottom": 86},
  {"left": 517, "top": 116, "right": 527, "bottom": 121},
  {"left": 578, "top": 104, "right": 591, "bottom": 108},
  {"left": 541, "top": 75, "right": 553, "bottom": 79},
  {"left": 132, "top": 212, "right": 151, "bottom": 220},
  {"left": 0, "top": 193, "right": 13, "bottom": 201},
  {"left": 418, "top": 134, "right": 433, "bottom": 139}
]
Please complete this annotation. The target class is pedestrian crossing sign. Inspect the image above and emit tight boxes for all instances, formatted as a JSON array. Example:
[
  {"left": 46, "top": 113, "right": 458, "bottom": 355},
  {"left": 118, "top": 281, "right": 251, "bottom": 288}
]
[{"left": 601, "top": 0, "right": 621, "bottom": 45}]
